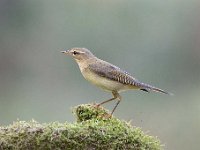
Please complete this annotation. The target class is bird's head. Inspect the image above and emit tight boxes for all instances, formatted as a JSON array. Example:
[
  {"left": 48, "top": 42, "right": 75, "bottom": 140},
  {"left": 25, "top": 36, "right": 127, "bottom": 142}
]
[{"left": 61, "top": 48, "right": 95, "bottom": 61}]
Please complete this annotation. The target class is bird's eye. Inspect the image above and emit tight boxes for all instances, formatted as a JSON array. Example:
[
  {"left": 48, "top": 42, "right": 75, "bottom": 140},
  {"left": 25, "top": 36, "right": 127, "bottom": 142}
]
[{"left": 73, "top": 51, "right": 79, "bottom": 55}]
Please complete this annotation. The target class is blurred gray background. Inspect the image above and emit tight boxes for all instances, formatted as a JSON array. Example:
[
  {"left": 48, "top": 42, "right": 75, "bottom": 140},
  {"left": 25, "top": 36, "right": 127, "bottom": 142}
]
[{"left": 0, "top": 0, "right": 200, "bottom": 149}]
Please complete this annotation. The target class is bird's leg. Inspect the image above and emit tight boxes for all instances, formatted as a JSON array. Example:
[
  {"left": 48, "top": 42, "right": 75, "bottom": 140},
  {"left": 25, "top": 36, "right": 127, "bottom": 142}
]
[
  {"left": 96, "top": 91, "right": 118, "bottom": 107},
  {"left": 96, "top": 91, "right": 121, "bottom": 116},
  {"left": 110, "top": 92, "right": 121, "bottom": 115}
]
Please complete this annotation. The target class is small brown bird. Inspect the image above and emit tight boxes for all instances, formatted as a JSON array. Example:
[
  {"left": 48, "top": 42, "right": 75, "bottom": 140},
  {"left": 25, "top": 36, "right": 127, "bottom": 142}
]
[{"left": 61, "top": 48, "right": 171, "bottom": 115}]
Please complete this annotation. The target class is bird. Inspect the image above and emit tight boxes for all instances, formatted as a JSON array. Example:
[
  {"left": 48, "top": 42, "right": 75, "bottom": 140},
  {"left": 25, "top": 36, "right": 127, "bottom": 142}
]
[{"left": 61, "top": 47, "right": 172, "bottom": 116}]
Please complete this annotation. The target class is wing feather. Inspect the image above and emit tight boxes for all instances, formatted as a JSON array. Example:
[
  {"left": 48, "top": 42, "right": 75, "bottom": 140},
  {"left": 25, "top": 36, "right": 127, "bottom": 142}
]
[{"left": 88, "top": 61, "right": 138, "bottom": 86}]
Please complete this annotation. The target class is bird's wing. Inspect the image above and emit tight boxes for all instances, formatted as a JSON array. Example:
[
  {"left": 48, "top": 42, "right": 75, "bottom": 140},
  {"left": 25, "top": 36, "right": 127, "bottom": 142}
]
[
  {"left": 88, "top": 61, "right": 139, "bottom": 86},
  {"left": 88, "top": 61, "right": 171, "bottom": 94}
]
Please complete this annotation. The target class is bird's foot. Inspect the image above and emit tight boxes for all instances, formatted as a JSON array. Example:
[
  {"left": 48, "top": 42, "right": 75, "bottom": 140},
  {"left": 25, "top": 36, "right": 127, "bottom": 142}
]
[
  {"left": 103, "top": 113, "right": 112, "bottom": 119},
  {"left": 98, "top": 113, "right": 112, "bottom": 119},
  {"left": 94, "top": 103, "right": 101, "bottom": 108}
]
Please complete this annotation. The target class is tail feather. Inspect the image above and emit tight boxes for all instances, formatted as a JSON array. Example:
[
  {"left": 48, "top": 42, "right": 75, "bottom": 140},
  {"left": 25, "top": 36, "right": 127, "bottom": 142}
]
[{"left": 138, "top": 82, "right": 173, "bottom": 95}]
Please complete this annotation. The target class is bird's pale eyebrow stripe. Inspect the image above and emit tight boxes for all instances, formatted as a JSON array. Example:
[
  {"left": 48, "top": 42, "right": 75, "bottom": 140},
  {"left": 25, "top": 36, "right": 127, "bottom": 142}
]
[{"left": 78, "top": 51, "right": 85, "bottom": 54}]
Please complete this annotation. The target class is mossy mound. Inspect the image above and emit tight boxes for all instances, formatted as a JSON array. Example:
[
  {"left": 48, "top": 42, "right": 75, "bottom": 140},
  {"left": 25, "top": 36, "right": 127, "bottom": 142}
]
[{"left": 0, "top": 104, "right": 162, "bottom": 150}]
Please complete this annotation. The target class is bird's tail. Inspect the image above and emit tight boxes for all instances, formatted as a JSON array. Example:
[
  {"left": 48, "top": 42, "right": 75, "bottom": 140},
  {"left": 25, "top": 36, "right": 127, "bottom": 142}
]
[{"left": 137, "top": 82, "right": 173, "bottom": 95}]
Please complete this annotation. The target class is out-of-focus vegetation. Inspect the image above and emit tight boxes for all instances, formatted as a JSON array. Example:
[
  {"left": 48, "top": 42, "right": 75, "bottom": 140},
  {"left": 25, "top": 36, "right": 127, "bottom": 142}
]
[{"left": 0, "top": 1, "right": 199, "bottom": 150}]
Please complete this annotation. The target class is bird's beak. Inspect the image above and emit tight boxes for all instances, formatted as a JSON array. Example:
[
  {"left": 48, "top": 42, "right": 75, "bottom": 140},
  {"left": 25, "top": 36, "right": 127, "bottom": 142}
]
[{"left": 61, "top": 50, "right": 70, "bottom": 54}]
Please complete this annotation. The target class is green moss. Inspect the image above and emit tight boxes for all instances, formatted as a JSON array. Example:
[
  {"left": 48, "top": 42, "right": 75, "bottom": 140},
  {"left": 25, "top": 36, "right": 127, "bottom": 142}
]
[{"left": 0, "top": 104, "right": 162, "bottom": 150}]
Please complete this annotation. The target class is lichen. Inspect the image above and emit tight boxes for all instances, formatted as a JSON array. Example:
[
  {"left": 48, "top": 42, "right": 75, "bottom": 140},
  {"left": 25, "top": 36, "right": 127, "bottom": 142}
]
[{"left": 0, "top": 104, "right": 162, "bottom": 150}]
